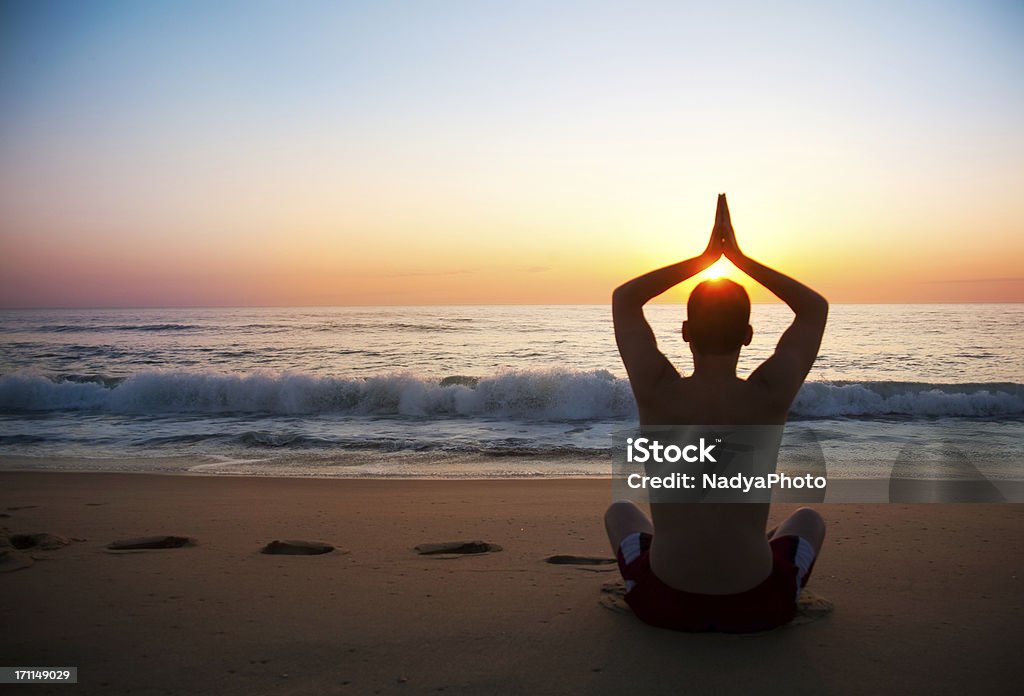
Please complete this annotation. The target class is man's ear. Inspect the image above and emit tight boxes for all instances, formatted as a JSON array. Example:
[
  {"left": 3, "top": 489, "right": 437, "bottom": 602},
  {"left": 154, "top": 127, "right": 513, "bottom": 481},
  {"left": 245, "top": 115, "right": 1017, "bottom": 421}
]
[
  {"left": 743, "top": 324, "right": 753, "bottom": 346},
  {"left": 682, "top": 320, "right": 691, "bottom": 343}
]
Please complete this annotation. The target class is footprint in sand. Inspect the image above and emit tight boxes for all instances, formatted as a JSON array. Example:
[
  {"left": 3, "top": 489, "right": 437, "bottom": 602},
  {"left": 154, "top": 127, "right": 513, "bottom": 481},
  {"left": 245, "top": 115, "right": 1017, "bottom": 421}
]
[
  {"left": 415, "top": 541, "right": 502, "bottom": 556},
  {"left": 545, "top": 555, "right": 616, "bottom": 566},
  {"left": 1, "top": 533, "right": 71, "bottom": 572},
  {"left": 261, "top": 540, "right": 337, "bottom": 555},
  {"left": 107, "top": 536, "right": 197, "bottom": 551},
  {"left": 8, "top": 533, "right": 71, "bottom": 551}
]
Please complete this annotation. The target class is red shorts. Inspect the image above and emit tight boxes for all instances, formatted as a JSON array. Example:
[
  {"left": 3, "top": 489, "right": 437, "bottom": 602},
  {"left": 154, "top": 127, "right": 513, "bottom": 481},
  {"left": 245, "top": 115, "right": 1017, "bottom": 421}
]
[{"left": 615, "top": 532, "right": 817, "bottom": 633}]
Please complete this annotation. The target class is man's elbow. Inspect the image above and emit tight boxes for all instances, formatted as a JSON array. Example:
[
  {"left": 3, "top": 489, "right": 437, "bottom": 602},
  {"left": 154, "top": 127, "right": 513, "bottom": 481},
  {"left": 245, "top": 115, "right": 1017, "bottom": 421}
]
[
  {"left": 792, "top": 292, "right": 828, "bottom": 326},
  {"left": 612, "top": 285, "right": 632, "bottom": 307},
  {"left": 807, "top": 294, "right": 829, "bottom": 323}
]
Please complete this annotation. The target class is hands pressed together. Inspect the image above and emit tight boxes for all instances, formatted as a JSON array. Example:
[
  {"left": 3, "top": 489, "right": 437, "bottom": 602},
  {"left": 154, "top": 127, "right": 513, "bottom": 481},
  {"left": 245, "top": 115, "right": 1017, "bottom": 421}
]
[{"left": 703, "top": 193, "right": 743, "bottom": 263}]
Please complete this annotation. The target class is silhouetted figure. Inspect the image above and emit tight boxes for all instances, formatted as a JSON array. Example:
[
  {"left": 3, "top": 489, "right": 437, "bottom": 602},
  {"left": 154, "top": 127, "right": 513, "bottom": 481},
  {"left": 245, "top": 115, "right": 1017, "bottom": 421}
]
[{"left": 606, "top": 194, "right": 828, "bottom": 632}]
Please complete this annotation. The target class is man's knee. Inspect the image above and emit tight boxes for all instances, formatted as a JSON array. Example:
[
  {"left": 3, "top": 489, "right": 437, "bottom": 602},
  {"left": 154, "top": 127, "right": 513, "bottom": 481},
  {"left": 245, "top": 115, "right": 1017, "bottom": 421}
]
[
  {"left": 793, "top": 506, "right": 825, "bottom": 527},
  {"left": 604, "top": 500, "right": 649, "bottom": 554},
  {"left": 604, "top": 500, "right": 638, "bottom": 529},
  {"left": 792, "top": 506, "right": 826, "bottom": 547}
]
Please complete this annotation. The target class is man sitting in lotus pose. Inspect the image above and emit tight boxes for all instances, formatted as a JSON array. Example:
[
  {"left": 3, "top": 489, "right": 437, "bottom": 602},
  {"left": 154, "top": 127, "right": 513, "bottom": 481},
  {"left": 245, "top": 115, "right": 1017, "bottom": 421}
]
[{"left": 607, "top": 194, "right": 828, "bottom": 632}]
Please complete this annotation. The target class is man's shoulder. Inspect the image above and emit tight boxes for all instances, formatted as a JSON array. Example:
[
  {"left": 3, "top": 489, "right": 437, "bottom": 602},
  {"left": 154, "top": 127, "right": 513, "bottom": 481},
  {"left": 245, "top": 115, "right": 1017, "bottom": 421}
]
[{"left": 637, "top": 375, "right": 790, "bottom": 424}]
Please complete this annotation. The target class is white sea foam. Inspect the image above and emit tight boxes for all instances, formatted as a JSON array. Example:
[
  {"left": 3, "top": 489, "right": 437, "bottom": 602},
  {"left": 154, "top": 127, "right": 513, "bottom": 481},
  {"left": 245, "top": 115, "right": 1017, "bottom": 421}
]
[
  {"left": 792, "top": 381, "right": 1024, "bottom": 418},
  {"left": 1, "top": 370, "right": 1021, "bottom": 420}
]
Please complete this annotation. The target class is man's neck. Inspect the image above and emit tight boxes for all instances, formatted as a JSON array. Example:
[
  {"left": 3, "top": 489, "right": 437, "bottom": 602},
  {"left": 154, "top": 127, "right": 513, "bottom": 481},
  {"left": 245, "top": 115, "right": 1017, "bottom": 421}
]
[{"left": 690, "top": 351, "right": 741, "bottom": 379}]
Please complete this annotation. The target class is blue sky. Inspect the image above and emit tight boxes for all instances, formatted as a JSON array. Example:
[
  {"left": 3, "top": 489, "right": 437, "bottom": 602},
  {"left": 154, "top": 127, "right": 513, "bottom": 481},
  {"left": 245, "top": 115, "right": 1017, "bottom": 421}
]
[{"left": 1, "top": 1, "right": 1022, "bottom": 306}]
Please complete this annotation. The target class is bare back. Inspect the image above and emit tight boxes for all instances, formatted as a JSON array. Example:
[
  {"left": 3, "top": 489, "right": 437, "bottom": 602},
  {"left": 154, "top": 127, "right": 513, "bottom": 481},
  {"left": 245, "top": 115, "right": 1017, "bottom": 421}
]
[{"left": 636, "top": 370, "right": 790, "bottom": 594}]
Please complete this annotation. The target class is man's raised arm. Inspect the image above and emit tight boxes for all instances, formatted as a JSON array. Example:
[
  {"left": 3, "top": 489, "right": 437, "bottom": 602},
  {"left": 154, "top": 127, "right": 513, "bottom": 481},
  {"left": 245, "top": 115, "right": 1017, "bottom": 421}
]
[
  {"left": 718, "top": 196, "right": 828, "bottom": 404},
  {"left": 612, "top": 200, "right": 724, "bottom": 395}
]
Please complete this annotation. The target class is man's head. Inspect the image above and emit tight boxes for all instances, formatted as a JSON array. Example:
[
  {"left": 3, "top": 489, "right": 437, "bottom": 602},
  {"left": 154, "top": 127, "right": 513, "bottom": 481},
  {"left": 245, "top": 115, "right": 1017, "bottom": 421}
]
[{"left": 683, "top": 279, "right": 752, "bottom": 355}]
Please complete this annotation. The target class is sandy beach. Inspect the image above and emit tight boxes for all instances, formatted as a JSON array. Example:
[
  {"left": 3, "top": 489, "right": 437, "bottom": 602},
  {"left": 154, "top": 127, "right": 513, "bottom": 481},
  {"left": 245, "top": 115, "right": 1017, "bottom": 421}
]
[{"left": 0, "top": 468, "right": 1020, "bottom": 695}]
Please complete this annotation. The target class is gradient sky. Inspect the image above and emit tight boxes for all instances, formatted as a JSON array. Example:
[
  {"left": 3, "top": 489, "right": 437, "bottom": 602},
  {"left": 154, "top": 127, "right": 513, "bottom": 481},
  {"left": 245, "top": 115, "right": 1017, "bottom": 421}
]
[{"left": 1, "top": 0, "right": 1022, "bottom": 307}]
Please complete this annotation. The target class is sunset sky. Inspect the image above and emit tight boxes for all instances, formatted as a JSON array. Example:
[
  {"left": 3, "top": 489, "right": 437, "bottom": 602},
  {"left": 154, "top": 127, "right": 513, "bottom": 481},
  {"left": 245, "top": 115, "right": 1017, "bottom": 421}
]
[{"left": 1, "top": 1, "right": 1022, "bottom": 307}]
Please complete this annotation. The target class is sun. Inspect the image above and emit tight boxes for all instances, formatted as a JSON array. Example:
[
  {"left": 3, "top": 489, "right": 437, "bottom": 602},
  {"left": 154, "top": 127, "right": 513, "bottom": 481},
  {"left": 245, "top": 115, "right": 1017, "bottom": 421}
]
[{"left": 703, "top": 257, "right": 732, "bottom": 280}]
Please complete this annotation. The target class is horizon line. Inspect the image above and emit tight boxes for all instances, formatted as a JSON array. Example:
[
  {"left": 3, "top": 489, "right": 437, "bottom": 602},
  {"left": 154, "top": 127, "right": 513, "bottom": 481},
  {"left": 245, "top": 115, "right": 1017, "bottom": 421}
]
[{"left": 2, "top": 301, "right": 1023, "bottom": 311}]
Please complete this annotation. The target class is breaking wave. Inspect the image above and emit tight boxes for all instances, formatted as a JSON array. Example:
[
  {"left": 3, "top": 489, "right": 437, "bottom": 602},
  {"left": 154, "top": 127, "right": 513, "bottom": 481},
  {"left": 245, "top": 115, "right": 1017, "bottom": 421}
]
[{"left": 0, "top": 370, "right": 1021, "bottom": 420}]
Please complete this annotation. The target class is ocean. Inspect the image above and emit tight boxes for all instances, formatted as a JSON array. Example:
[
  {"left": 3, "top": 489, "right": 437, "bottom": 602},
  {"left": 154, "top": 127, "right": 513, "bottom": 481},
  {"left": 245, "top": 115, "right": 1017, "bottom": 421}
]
[{"left": 0, "top": 305, "right": 1021, "bottom": 482}]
